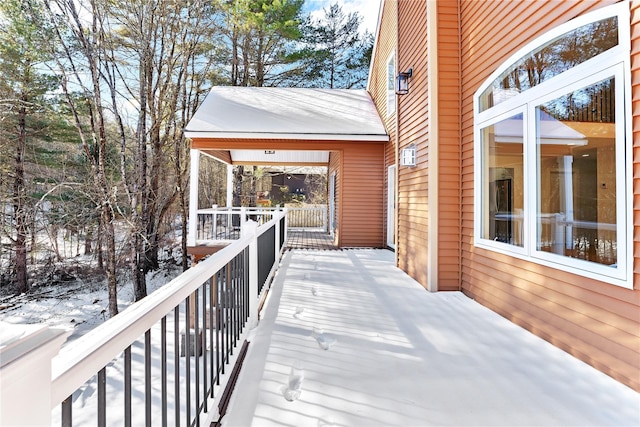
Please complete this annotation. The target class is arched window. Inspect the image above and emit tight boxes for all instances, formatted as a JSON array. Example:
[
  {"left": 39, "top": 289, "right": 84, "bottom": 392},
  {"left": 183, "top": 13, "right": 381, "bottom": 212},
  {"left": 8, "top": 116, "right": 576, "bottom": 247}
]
[{"left": 473, "top": 3, "right": 631, "bottom": 288}]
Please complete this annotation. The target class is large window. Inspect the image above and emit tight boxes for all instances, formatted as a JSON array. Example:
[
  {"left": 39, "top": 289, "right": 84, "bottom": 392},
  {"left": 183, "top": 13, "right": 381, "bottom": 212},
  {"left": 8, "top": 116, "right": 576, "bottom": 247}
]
[{"left": 474, "top": 3, "right": 630, "bottom": 287}]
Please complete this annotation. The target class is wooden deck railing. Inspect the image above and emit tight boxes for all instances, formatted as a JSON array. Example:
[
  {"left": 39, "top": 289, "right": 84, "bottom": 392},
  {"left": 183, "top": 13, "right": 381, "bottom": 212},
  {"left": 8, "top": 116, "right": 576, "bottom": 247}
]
[{"left": 0, "top": 210, "right": 287, "bottom": 427}]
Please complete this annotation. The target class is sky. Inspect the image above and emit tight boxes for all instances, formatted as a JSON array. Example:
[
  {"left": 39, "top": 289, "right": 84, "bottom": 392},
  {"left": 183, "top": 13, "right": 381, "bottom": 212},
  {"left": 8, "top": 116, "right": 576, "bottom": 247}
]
[{"left": 304, "top": 0, "right": 380, "bottom": 35}]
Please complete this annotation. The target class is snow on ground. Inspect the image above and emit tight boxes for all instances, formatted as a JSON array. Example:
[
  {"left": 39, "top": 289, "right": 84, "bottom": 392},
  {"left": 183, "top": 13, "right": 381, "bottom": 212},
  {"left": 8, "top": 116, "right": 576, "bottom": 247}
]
[
  {"left": 0, "top": 251, "right": 201, "bottom": 427},
  {"left": 2, "top": 248, "right": 639, "bottom": 426},
  {"left": 0, "top": 262, "right": 182, "bottom": 344},
  {"left": 223, "top": 249, "right": 640, "bottom": 427}
]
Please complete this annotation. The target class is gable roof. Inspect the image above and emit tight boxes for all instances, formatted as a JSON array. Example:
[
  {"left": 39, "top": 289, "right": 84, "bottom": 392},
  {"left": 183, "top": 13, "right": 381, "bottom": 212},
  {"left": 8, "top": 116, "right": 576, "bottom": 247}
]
[{"left": 184, "top": 87, "right": 388, "bottom": 142}]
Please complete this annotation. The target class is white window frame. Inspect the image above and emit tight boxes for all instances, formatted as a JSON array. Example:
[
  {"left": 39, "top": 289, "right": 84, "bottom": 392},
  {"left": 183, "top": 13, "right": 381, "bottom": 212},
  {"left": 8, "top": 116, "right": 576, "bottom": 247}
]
[
  {"left": 476, "top": 106, "right": 529, "bottom": 256},
  {"left": 386, "top": 52, "right": 396, "bottom": 116},
  {"left": 473, "top": 2, "right": 632, "bottom": 288}
]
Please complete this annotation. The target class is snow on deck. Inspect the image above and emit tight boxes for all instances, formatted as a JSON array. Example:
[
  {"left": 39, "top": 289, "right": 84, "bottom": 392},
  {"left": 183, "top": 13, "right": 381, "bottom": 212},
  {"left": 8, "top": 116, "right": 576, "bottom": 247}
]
[{"left": 222, "top": 249, "right": 640, "bottom": 426}]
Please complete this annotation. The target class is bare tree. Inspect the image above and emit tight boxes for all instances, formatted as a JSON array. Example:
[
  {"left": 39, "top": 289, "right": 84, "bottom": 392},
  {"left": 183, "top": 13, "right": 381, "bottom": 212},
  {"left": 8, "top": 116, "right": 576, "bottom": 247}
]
[{"left": 41, "top": 0, "right": 121, "bottom": 316}]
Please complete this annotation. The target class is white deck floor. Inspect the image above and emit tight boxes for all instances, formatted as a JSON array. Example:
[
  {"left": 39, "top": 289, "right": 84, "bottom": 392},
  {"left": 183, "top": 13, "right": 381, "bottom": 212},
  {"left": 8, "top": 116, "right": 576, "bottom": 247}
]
[{"left": 221, "top": 249, "right": 640, "bottom": 426}]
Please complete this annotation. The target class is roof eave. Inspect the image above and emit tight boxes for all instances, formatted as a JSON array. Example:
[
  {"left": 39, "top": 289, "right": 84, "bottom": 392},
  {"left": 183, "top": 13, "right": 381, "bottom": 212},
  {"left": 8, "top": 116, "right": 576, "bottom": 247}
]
[{"left": 184, "top": 131, "right": 390, "bottom": 142}]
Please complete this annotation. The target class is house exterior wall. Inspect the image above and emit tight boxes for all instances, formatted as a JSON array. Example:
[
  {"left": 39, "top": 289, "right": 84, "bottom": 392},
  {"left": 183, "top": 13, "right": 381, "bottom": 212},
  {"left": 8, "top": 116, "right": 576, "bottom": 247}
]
[
  {"left": 633, "top": 0, "right": 640, "bottom": 291},
  {"left": 340, "top": 143, "right": 386, "bottom": 247},
  {"left": 457, "top": 0, "right": 638, "bottom": 391},
  {"left": 191, "top": 138, "right": 385, "bottom": 248},
  {"left": 371, "top": 0, "right": 639, "bottom": 391},
  {"left": 368, "top": 0, "right": 398, "bottom": 248},
  {"left": 396, "top": 0, "right": 430, "bottom": 287},
  {"left": 328, "top": 151, "right": 341, "bottom": 245},
  {"left": 434, "top": 1, "right": 462, "bottom": 291}
]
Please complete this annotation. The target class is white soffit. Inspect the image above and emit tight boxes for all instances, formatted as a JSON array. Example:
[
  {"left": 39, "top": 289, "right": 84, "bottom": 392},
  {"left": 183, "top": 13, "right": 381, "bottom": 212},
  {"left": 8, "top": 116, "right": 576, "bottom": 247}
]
[
  {"left": 231, "top": 150, "right": 329, "bottom": 164},
  {"left": 184, "top": 87, "right": 389, "bottom": 141}
]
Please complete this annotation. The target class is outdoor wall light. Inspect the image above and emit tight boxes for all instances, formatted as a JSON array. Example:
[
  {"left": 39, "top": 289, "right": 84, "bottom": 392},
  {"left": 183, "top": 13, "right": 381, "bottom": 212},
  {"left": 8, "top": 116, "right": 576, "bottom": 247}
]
[
  {"left": 265, "top": 150, "right": 275, "bottom": 154},
  {"left": 396, "top": 68, "right": 413, "bottom": 95},
  {"left": 400, "top": 144, "right": 417, "bottom": 167}
]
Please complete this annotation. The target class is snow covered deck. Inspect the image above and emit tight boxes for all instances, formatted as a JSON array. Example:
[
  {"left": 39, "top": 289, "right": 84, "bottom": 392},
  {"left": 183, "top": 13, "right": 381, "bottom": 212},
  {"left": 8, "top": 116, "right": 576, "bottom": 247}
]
[{"left": 222, "top": 249, "right": 640, "bottom": 426}]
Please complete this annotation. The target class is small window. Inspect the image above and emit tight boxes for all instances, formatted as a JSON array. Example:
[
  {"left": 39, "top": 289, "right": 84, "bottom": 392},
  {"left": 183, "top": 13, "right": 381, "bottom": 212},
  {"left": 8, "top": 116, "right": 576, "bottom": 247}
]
[
  {"left": 474, "top": 3, "right": 630, "bottom": 287},
  {"left": 386, "top": 53, "right": 396, "bottom": 116}
]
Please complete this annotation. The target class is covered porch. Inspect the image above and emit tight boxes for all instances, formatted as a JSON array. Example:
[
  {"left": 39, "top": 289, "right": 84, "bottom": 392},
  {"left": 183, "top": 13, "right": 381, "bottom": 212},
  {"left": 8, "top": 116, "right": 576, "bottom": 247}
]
[{"left": 184, "top": 87, "right": 390, "bottom": 258}]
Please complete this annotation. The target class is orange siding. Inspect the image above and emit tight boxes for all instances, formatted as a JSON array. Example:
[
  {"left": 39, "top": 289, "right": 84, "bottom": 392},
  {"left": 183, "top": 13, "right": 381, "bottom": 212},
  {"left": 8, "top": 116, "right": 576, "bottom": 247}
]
[
  {"left": 368, "top": 0, "right": 398, "bottom": 248},
  {"left": 340, "top": 143, "right": 386, "bottom": 247},
  {"left": 459, "top": 0, "right": 639, "bottom": 391},
  {"left": 632, "top": 0, "right": 640, "bottom": 292},
  {"left": 436, "top": 0, "right": 461, "bottom": 291},
  {"left": 328, "top": 151, "right": 341, "bottom": 246},
  {"left": 201, "top": 149, "right": 231, "bottom": 164},
  {"left": 397, "top": 0, "right": 429, "bottom": 287}
]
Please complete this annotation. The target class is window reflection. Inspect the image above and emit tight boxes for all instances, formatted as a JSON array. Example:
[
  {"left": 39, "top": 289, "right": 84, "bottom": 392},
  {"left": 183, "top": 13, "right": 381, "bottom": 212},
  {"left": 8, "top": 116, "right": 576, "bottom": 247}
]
[
  {"left": 481, "top": 114, "right": 524, "bottom": 246},
  {"left": 536, "top": 78, "right": 617, "bottom": 266},
  {"left": 480, "top": 17, "right": 618, "bottom": 111}
]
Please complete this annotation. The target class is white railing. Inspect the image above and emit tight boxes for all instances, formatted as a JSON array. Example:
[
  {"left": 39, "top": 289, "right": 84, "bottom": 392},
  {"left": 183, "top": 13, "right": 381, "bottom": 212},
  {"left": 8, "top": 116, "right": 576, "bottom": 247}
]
[
  {"left": 0, "top": 210, "right": 288, "bottom": 427},
  {"left": 191, "top": 206, "right": 285, "bottom": 246},
  {"left": 286, "top": 205, "right": 328, "bottom": 230}
]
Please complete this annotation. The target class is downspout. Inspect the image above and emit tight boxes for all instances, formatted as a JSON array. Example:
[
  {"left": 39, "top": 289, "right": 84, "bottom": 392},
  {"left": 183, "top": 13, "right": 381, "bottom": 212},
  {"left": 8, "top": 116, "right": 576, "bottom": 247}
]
[{"left": 426, "top": 0, "right": 439, "bottom": 292}]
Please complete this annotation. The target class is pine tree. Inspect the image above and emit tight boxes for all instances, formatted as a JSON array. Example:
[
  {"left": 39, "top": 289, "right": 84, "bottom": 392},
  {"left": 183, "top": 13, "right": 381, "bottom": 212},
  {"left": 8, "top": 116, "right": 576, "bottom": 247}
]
[{"left": 0, "top": 0, "right": 57, "bottom": 293}]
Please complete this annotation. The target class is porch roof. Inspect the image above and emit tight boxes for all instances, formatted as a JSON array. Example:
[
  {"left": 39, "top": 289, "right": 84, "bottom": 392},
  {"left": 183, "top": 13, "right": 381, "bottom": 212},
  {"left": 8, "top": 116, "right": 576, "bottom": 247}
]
[{"left": 184, "top": 87, "right": 389, "bottom": 142}]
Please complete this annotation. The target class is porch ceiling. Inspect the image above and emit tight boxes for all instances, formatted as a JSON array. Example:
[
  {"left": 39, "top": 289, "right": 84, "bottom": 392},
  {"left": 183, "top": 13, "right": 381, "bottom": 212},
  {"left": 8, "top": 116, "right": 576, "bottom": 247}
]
[{"left": 185, "top": 87, "right": 389, "bottom": 165}]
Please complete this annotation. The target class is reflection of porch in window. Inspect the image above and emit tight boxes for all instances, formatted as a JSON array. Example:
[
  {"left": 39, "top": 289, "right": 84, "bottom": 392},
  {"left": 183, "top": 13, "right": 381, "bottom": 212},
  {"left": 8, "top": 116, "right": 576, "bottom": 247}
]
[{"left": 536, "top": 117, "right": 617, "bottom": 266}]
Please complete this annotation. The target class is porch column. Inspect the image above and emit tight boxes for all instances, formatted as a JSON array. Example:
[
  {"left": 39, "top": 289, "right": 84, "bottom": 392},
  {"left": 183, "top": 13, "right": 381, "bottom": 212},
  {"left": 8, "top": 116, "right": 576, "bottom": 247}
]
[
  {"left": 242, "top": 220, "right": 259, "bottom": 329},
  {"left": 226, "top": 164, "right": 233, "bottom": 207},
  {"left": 188, "top": 149, "right": 200, "bottom": 246}
]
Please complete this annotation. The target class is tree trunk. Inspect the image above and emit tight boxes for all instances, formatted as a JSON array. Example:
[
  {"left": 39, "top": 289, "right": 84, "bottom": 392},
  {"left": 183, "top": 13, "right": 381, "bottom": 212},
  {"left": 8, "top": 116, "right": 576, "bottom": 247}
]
[
  {"left": 102, "top": 206, "right": 118, "bottom": 317},
  {"left": 14, "top": 95, "right": 28, "bottom": 294},
  {"left": 233, "top": 165, "right": 244, "bottom": 206}
]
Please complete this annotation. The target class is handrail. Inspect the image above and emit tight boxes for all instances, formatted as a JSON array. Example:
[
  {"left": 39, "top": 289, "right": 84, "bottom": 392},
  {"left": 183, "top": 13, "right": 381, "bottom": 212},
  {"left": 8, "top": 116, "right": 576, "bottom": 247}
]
[
  {"left": 50, "top": 233, "right": 253, "bottom": 406},
  {"left": 42, "top": 209, "right": 287, "bottom": 426}
]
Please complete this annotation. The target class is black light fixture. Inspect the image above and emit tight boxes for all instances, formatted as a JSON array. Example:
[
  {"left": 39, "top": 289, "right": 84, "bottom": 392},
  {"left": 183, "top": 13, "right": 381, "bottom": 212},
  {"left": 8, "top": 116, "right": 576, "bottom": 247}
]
[{"left": 396, "top": 68, "right": 413, "bottom": 95}]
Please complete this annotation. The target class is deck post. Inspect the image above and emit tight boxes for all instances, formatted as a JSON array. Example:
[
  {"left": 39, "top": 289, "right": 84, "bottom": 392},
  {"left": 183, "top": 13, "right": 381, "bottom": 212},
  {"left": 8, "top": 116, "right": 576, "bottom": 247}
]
[
  {"left": 226, "top": 164, "right": 233, "bottom": 207},
  {"left": 241, "top": 220, "right": 259, "bottom": 329},
  {"left": 275, "top": 206, "right": 281, "bottom": 254},
  {"left": 188, "top": 149, "right": 200, "bottom": 246},
  {"left": 0, "top": 325, "right": 68, "bottom": 426}
]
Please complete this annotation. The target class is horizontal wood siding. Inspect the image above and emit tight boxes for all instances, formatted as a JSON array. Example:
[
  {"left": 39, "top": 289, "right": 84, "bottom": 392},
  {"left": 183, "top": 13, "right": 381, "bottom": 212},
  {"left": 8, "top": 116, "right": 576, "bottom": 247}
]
[
  {"left": 368, "top": 0, "right": 398, "bottom": 248},
  {"left": 632, "top": 0, "right": 640, "bottom": 290},
  {"left": 397, "top": 0, "right": 429, "bottom": 287},
  {"left": 340, "top": 143, "right": 385, "bottom": 247},
  {"left": 437, "top": 0, "right": 461, "bottom": 291},
  {"left": 460, "top": 0, "right": 639, "bottom": 391},
  {"left": 328, "top": 151, "right": 341, "bottom": 246}
]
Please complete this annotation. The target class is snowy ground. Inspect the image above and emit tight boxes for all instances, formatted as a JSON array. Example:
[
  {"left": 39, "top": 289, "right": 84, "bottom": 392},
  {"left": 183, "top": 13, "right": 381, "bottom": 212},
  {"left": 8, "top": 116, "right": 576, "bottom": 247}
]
[
  {"left": 2, "top": 248, "right": 639, "bottom": 426},
  {"left": 223, "top": 249, "right": 640, "bottom": 427},
  {"left": 0, "top": 260, "right": 182, "bottom": 344},
  {"left": 0, "top": 252, "right": 207, "bottom": 427}
]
